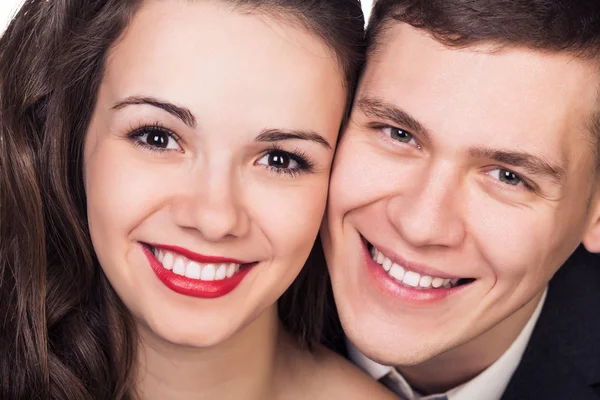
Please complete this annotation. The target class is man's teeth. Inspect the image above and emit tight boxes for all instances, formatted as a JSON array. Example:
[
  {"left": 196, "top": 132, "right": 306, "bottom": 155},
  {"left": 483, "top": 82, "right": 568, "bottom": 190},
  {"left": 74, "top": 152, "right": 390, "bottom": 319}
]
[
  {"left": 153, "top": 248, "right": 240, "bottom": 281},
  {"left": 370, "top": 246, "right": 458, "bottom": 289}
]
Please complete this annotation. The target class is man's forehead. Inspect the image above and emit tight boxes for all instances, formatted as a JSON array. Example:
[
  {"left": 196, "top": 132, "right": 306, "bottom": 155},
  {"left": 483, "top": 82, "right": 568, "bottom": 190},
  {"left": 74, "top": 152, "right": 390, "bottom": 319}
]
[
  {"left": 364, "top": 27, "right": 597, "bottom": 124},
  {"left": 356, "top": 25, "right": 600, "bottom": 178}
]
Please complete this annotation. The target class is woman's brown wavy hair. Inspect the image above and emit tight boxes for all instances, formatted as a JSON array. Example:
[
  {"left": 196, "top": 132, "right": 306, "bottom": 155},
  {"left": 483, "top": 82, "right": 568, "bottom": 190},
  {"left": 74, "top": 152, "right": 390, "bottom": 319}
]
[{"left": 0, "top": 1, "right": 364, "bottom": 398}]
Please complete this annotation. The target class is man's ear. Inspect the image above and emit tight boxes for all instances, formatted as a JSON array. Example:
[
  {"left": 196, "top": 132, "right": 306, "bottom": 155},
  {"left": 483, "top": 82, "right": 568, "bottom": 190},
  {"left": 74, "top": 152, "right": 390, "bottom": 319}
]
[{"left": 583, "top": 185, "right": 600, "bottom": 253}]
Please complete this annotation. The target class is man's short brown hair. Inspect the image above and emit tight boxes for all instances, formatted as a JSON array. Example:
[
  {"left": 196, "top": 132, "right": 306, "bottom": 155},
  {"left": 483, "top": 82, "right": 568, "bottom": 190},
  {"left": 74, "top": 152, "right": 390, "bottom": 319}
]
[{"left": 365, "top": 0, "right": 600, "bottom": 165}]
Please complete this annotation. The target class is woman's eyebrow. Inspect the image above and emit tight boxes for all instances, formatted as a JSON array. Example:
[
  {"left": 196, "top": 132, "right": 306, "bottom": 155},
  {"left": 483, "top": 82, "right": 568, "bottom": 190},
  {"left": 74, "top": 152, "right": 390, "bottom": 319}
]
[
  {"left": 255, "top": 128, "right": 332, "bottom": 150},
  {"left": 112, "top": 97, "right": 332, "bottom": 150},
  {"left": 112, "top": 96, "right": 197, "bottom": 128}
]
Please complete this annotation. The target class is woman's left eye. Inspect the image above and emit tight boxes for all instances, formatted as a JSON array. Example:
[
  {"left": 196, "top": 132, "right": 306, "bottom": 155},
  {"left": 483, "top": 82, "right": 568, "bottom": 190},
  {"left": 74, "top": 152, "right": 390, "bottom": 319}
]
[
  {"left": 256, "top": 150, "right": 299, "bottom": 170},
  {"left": 129, "top": 126, "right": 182, "bottom": 151}
]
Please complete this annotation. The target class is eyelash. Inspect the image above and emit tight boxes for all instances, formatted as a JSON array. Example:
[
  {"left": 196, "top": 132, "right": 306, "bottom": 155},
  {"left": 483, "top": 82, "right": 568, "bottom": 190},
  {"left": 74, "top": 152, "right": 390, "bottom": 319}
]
[
  {"left": 488, "top": 168, "right": 537, "bottom": 193},
  {"left": 126, "top": 124, "right": 314, "bottom": 177},
  {"left": 260, "top": 144, "right": 315, "bottom": 178},
  {"left": 369, "top": 123, "right": 421, "bottom": 149},
  {"left": 126, "top": 122, "right": 182, "bottom": 153},
  {"left": 368, "top": 122, "right": 539, "bottom": 193}
]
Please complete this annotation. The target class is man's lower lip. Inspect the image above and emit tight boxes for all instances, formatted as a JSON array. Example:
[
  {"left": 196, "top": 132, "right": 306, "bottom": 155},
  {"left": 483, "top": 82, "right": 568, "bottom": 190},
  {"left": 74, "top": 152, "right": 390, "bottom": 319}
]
[
  {"left": 360, "top": 239, "right": 470, "bottom": 303},
  {"left": 142, "top": 245, "right": 252, "bottom": 299}
]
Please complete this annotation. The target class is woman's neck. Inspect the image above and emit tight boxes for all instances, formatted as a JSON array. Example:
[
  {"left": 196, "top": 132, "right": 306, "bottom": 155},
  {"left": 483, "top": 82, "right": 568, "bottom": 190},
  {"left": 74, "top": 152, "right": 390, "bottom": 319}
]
[{"left": 135, "top": 305, "right": 284, "bottom": 400}]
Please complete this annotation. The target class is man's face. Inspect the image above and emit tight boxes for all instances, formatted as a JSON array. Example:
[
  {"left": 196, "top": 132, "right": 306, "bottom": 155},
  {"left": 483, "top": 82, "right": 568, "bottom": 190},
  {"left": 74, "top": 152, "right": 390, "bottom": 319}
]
[{"left": 322, "top": 23, "right": 600, "bottom": 367}]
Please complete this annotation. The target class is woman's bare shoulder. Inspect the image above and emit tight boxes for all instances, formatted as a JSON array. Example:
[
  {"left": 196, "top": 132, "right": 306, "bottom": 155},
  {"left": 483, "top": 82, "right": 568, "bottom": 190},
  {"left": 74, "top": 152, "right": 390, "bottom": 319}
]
[{"left": 286, "top": 345, "right": 397, "bottom": 400}]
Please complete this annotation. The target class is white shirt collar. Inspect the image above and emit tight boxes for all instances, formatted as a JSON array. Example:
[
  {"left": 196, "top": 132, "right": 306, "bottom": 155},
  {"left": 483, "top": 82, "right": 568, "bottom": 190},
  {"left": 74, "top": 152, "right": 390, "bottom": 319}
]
[{"left": 348, "top": 288, "right": 548, "bottom": 400}]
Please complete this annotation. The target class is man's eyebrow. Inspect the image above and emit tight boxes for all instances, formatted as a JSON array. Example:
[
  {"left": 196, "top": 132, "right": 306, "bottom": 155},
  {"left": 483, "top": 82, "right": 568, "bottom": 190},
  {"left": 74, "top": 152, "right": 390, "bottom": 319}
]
[
  {"left": 255, "top": 128, "right": 332, "bottom": 150},
  {"left": 469, "top": 147, "right": 566, "bottom": 183},
  {"left": 112, "top": 96, "right": 197, "bottom": 128},
  {"left": 356, "top": 97, "right": 430, "bottom": 140}
]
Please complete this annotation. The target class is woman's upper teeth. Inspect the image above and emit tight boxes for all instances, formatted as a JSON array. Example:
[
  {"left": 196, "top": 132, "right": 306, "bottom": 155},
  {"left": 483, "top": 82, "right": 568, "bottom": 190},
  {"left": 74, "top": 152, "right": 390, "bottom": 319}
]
[
  {"left": 156, "top": 248, "right": 240, "bottom": 281},
  {"left": 371, "top": 246, "right": 459, "bottom": 289}
]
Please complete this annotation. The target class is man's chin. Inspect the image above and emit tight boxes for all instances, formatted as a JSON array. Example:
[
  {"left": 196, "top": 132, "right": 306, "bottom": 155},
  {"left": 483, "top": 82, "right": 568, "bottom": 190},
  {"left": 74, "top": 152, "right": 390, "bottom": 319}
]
[
  {"left": 371, "top": 353, "right": 432, "bottom": 368},
  {"left": 346, "top": 326, "right": 448, "bottom": 367}
]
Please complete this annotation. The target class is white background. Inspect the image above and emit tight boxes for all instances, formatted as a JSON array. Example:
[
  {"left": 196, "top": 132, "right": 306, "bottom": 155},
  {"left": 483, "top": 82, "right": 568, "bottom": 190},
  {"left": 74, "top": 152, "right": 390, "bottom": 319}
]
[
  {"left": 0, "top": 0, "right": 23, "bottom": 33},
  {"left": 1, "top": 0, "right": 373, "bottom": 34}
]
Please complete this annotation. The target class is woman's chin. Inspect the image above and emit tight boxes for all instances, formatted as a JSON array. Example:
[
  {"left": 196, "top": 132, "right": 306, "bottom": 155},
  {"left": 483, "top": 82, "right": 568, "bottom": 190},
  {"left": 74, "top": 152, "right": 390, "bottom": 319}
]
[{"left": 136, "top": 315, "right": 241, "bottom": 350}]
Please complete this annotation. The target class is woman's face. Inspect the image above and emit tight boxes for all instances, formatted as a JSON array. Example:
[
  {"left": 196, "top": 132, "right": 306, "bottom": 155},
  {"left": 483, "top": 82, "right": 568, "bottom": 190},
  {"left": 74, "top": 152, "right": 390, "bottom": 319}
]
[{"left": 83, "top": 0, "right": 345, "bottom": 347}]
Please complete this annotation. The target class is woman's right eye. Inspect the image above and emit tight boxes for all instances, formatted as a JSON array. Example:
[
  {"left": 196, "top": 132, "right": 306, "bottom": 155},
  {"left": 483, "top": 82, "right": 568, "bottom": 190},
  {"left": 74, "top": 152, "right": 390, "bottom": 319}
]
[{"left": 128, "top": 126, "right": 182, "bottom": 152}]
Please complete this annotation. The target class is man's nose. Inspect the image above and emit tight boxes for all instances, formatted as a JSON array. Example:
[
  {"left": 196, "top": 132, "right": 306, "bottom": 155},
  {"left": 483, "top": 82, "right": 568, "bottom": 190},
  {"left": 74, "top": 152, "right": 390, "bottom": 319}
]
[{"left": 386, "top": 164, "right": 466, "bottom": 249}]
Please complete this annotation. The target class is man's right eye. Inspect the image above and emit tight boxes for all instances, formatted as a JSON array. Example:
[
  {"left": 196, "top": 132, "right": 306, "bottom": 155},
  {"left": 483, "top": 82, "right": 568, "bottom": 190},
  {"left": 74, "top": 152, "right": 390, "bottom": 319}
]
[{"left": 382, "top": 126, "right": 418, "bottom": 146}]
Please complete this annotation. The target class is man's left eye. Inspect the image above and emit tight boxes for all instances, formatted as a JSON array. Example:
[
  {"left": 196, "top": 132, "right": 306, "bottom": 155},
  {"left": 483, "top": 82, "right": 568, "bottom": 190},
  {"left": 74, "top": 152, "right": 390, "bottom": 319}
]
[{"left": 489, "top": 168, "right": 524, "bottom": 186}]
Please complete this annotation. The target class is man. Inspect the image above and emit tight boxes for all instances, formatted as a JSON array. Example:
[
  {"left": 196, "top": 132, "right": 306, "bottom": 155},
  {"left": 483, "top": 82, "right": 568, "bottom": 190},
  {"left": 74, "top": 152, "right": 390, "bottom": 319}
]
[{"left": 321, "top": 1, "right": 600, "bottom": 399}]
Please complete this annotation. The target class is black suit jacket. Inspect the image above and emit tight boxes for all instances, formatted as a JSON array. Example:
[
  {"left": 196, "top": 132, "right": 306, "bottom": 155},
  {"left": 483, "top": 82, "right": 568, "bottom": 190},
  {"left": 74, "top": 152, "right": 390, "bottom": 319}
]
[
  {"left": 501, "top": 246, "right": 600, "bottom": 399},
  {"left": 323, "top": 246, "right": 600, "bottom": 399}
]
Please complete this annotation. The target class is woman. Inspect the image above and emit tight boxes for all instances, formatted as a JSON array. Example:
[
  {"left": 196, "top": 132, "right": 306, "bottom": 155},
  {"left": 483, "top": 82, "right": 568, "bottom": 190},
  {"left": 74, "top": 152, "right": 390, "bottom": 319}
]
[{"left": 0, "top": 0, "right": 395, "bottom": 399}]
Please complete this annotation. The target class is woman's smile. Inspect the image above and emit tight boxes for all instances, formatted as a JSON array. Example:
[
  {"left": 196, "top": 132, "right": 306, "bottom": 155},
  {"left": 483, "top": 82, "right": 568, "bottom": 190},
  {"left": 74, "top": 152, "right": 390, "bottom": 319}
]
[{"left": 143, "top": 243, "right": 257, "bottom": 298}]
